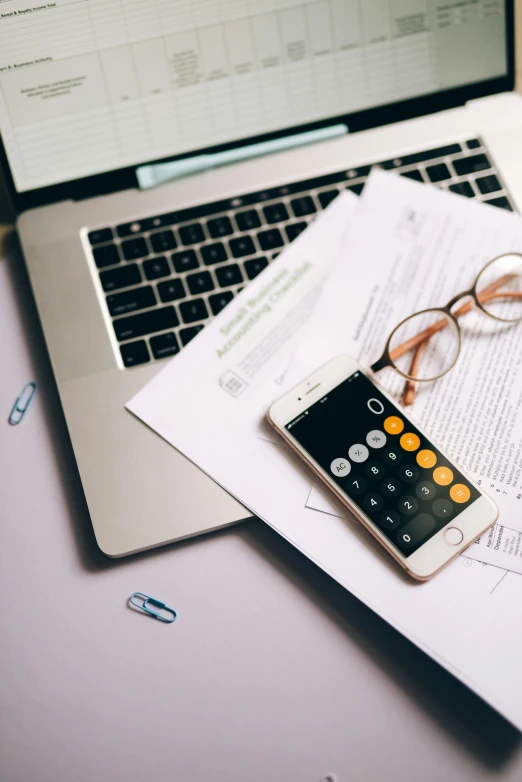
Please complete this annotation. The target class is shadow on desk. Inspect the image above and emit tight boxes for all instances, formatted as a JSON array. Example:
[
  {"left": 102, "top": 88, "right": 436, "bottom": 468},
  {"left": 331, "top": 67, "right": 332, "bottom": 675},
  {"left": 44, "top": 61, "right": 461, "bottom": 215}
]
[{"left": 6, "top": 232, "right": 521, "bottom": 773}]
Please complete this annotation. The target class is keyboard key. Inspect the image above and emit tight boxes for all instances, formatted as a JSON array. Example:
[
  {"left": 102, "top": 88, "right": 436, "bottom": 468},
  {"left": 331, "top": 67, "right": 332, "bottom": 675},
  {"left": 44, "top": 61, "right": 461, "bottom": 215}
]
[
  {"left": 426, "top": 163, "right": 451, "bottom": 183},
  {"left": 400, "top": 168, "right": 423, "bottom": 182},
  {"left": 117, "top": 220, "right": 147, "bottom": 237},
  {"left": 207, "top": 216, "right": 233, "bottom": 237},
  {"left": 179, "top": 223, "right": 205, "bottom": 245},
  {"left": 229, "top": 236, "right": 256, "bottom": 257},
  {"left": 380, "top": 144, "right": 462, "bottom": 169},
  {"left": 150, "top": 230, "right": 177, "bottom": 252},
  {"left": 453, "top": 154, "right": 490, "bottom": 176},
  {"left": 466, "top": 138, "right": 481, "bottom": 149},
  {"left": 346, "top": 182, "right": 364, "bottom": 195},
  {"left": 99, "top": 263, "right": 141, "bottom": 292},
  {"left": 449, "top": 181, "right": 474, "bottom": 198},
  {"left": 215, "top": 263, "right": 243, "bottom": 287},
  {"left": 88, "top": 227, "right": 113, "bottom": 245},
  {"left": 180, "top": 324, "right": 205, "bottom": 345},
  {"left": 286, "top": 222, "right": 307, "bottom": 242},
  {"left": 180, "top": 298, "right": 209, "bottom": 323},
  {"left": 157, "top": 278, "right": 186, "bottom": 302},
  {"left": 120, "top": 340, "right": 150, "bottom": 367},
  {"left": 201, "top": 242, "right": 227, "bottom": 265},
  {"left": 172, "top": 249, "right": 199, "bottom": 273},
  {"left": 93, "top": 243, "right": 120, "bottom": 268},
  {"left": 143, "top": 256, "right": 171, "bottom": 280},
  {"left": 258, "top": 228, "right": 284, "bottom": 251},
  {"left": 318, "top": 189, "right": 339, "bottom": 208},
  {"left": 121, "top": 236, "right": 149, "bottom": 260},
  {"left": 244, "top": 256, "right": 268, "bottom": 280},
  {"left": 150, "top": 332, "right": 180, "bottom": 359},
  {"left": 235, "top": 209, "right": 261, "bottom": 231},
  {"left": 476, "top": 174, "right": 501, "bottom": 195},
  {"left": 484, "top": 196, "right": 512, "bottom": 211},
  {"left": 263, "top": 203, "right": 289, "bottom": 224},
  {"left": 186, "top": 270, "right": 214, "bottom": 295},
  {"left": 209, "top": 290, "right": 234, "bottom": 315},
  {"left": 106, "top": 286, "right": 156, "bottom": 316},
  {"left": 113, "top": 306, "right": 179, "bottom": 341},
  {"left": 290, "top": 195, "right": 316, "bottom": 217}
]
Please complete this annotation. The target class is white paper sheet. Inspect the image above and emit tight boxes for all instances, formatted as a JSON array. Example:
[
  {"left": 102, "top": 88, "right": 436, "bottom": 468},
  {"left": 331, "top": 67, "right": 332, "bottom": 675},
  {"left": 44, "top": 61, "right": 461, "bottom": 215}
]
[{"left": 128, "top": 171, "right": 522, "bottom": 730}]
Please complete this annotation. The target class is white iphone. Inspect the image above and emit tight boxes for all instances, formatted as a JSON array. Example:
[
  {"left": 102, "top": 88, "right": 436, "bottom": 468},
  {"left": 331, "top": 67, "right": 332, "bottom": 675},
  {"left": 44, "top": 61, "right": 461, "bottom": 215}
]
[{"left": 268, "top": 356, "right": 498, "bottom": 580}]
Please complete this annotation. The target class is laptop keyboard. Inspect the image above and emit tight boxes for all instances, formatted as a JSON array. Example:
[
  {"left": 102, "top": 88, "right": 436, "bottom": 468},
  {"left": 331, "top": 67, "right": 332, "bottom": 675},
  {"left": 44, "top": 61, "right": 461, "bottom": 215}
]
[{"left": 87, "top": 138, "right": 515, "bottom": 369}]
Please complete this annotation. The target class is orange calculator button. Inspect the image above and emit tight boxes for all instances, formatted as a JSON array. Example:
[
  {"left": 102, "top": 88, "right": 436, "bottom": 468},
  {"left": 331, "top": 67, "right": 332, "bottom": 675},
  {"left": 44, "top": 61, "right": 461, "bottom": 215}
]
[
  {"left": 450, "top": 484, "right": 471, "bottom": 504},
  {"left": 400, "top": 433, "right": 420, "bottom": 452},
  {"left": 416, "top": 449, "right": 437, "bottom": 469},
  {"left": 433, "top": 466, "right": 454, "bottom": 486},
  {"left": 384, "top": 416, "right": 404, "bottom": 435}
]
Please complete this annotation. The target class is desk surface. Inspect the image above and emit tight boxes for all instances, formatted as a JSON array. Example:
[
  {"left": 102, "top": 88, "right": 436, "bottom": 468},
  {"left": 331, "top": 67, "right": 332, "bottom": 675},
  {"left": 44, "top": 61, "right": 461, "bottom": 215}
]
[{"left": 3, "top": 16, "right": 522, "bottom": 777}]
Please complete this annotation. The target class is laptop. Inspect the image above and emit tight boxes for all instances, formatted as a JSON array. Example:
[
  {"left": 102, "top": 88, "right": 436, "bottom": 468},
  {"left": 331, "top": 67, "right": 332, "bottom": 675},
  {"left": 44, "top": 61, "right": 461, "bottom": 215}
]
[{"left": 1, "top": 1, "right": 520, "bottom": 557}]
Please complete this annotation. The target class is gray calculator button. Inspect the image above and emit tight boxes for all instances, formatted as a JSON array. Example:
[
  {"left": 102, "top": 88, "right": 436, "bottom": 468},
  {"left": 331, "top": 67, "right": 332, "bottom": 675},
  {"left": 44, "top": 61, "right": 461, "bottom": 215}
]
[
  {"left": 366, "top": 429, "right": 387, "bottom": 448},
  {"left": 348, "top": 443, "right": 369, "bottom": 463},
  {"left": 330, "top": 458, "right": 351, "bottom": 477}
]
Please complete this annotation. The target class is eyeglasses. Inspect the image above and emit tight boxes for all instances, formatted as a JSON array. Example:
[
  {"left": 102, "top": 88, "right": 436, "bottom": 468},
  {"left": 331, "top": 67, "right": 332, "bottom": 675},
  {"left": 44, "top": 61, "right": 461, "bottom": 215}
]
[{"left": 370, "top": 253, "right": 522, "bottom": 406}]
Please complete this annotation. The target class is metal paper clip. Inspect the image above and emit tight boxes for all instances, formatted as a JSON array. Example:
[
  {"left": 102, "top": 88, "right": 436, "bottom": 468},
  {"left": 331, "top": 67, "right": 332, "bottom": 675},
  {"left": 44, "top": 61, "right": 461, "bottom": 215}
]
[
  {"left": 8, "top": 382, "right": 37, "bottom": 425},
  {"left": 129, "top": 592, "right": 177, "bottom": 623}
]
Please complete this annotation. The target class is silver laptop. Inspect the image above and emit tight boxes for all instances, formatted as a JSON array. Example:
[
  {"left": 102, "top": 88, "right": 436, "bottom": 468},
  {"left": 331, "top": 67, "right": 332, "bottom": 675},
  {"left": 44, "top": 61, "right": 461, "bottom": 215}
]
[{"left": 1, "top": 1, "right": 520, "bottom": 556}]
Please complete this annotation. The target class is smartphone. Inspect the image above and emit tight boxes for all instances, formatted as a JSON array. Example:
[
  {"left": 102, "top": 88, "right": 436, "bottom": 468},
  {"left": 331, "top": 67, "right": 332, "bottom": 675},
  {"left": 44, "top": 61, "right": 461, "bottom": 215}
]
[{"left": 268, "top": 356, "right": 498, "bottom": 580}]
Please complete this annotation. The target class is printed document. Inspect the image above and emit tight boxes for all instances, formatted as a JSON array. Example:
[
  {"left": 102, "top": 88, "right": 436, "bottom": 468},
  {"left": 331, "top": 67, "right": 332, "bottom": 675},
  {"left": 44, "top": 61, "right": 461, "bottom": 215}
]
[{"left": 128, "top": 171, "right": 522, "bottom": 729}]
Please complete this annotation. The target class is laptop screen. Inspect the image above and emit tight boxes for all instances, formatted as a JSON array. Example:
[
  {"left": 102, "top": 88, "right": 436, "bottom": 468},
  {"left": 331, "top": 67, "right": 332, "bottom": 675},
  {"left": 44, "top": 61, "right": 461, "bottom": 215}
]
[{"left": 0, "top": 0, "right": 509, "bottom": 194}]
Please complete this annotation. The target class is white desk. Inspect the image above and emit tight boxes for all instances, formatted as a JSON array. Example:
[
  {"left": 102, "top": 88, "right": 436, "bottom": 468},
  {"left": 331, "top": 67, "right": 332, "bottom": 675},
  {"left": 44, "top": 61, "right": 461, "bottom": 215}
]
[{"left": 1, "top": 234, "right": 522, "bottom": 781}]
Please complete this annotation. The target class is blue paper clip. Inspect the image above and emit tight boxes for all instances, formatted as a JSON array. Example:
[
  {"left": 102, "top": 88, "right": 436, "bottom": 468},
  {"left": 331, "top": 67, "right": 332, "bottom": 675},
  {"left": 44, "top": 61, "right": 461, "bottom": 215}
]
[
  {"left": 129, "top": 592, "right": 177, "bottom": 623},
  {"left": 8, "top": 382, "right": 37, "bottom": 425}
]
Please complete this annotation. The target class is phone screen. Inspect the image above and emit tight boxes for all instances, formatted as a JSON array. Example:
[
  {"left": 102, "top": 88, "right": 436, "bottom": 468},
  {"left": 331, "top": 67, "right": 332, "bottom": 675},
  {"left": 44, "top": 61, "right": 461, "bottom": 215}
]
[{"left": 286, "top": 371, "right": 480, "bottom": 556}]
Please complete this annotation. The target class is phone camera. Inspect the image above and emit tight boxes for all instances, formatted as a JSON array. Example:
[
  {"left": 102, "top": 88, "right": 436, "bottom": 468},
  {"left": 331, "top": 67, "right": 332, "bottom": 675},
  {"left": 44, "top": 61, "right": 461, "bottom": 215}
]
[{"left": 298, "top": 397, "right": 302, "bottom": 401}]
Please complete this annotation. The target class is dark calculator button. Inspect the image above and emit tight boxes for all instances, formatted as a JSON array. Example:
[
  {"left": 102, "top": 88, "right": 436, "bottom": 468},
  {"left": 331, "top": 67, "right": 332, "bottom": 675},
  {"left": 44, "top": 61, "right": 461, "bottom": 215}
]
[
  {"left": 416, "top": 481, "right": 436, "bottom": 501},
  {"left": 396, "top": 513, "right": 435, "bottom": 550},
  {"left": 150, "top": 230, "right": 177, "bottom": 252},
  {"left": 426, "top": 163, "right": 451, "bottom": 183},
  {"left": 143, "top": 256, "right": 171, "bottom": 280},
  {"left": 263, "top": 202, "right": 289, "bottom": 224},
  {"left": 365, "top": 461, "right": 385, "bottom": 481},
  {"left": 99, "top": 263, "right": 141, "bottom": 292},
  {"left": 186, "top": 270, "right": 214, "bottom": 295},
  {"left": 207, "top": 216, "right": 233, "bottom": 238},
  {"left": 229, "top": 236, "right": 256, "bottom": 258},
  {"left": 209, "top": 290, "right": 234, "bottom": 315},
  {"left": 379, "top": 510, "right": 401, "bottom": 531},
  {"left": 120, "top": 340, "right": 150, "bottom": 368},
  {"left": 318, "top": 189, "right": 339, "bottom": 209},
  {"left": 179, "top": 223, "right": 205, "bottom": 245},
  {"left": 157, "top": 278, "right": 186, "bottom": 302},
  {"left": 88, "top": 227, "right": 113, "bottom": 245},
  {"left": 400, "top": 169, "right": 423, "bottom": 182},
  {"left": 258, "top": 228, "right": 284, "bottom": 251},
  {"left": 201, "top": 242, "right": 227, "bottom": 265},
  {"left": 291, "top": 196, "right": 316, "bottom": 217},
  {"left": 453, "top": 154, "right": 490, "bottom": 176},
  {"left": 244, "top": 256, "right": 269, "bottom": 280},
  {"left": 106, "top": 285, "right": 156, "bottom": 317},
  {"left": 363, "top": 492, "right": 384, "bottom": 514},
  {"left": 180, "top": 324, "right": 205, "bottom": 345},
  {"left": 113, "top": 306, "right": 179, "bottom": 341},
  {"left": 432, "top": 498, "right": 453, "bottom": 519},
  {"left": 215, "top": 263, "right": 243, "bottom": 287},
  {"left": 383, "top": 447, "right": 402, "bottom": 466},
  {"left": 121, "top": 236, "right": 149, "bottom": 260},
  {"left": 150, "top": 332, "right": 180, "bottom": 360},
  {"left": 448, "top": 181, "right": 474, "bottom": 198},
  {"left": 179, "top": 298, "right": 209, "bottom": 324},
  {"left": 381, "top": 478, "right": 401, "bottom": 498},
  {"left": 172, "top": 249, "right": 199, "bottom": 273},
  {"left": 399, "top": 464, "right": 419, "bottom": 483},
  {"left": 286, "top": 222, "right": 308, "bottom": 242},
  {"left": 476, "top": 174, "right": 501, "bottom": 195},
  {"left": 345, "top": 476, "right": 367, "bottom": 495},
  {"left": 484, "top": 196, "right": 512, "bottom": 211},
  {"left": 346, "top": 182, "right": 364, "bottom": 195},
  {"left": 235, "top": 209, "right": 261, "bottom": 231},
  {"left": 397, "top": 495, "right": 418, "bottom": 516},
  {"left": 93, "top": 243, "right": 120, "bottom": 268}
]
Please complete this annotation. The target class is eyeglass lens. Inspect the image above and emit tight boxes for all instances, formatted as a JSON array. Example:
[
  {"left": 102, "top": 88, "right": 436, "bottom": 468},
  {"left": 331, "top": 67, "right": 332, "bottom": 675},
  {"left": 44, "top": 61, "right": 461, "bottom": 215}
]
[
  {"left": 475, "top": 254, "right": 522, "bottom": 322},
  {"left": 388, "top": 309, "right": 460, "bottom": 382}
]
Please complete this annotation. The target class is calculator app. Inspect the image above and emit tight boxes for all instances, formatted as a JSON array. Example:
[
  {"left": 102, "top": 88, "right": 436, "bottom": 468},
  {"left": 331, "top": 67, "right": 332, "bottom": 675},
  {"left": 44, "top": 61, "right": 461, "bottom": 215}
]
[{"left": 286, "top": 372, "right": 479, "bottom": 556}]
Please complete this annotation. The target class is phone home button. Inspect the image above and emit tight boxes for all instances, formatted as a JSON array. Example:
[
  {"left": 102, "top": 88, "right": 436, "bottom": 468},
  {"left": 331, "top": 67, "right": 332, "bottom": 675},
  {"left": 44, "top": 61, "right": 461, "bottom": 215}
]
[{"left": 444, "top": 527, "right": 464, "bottom": 546}]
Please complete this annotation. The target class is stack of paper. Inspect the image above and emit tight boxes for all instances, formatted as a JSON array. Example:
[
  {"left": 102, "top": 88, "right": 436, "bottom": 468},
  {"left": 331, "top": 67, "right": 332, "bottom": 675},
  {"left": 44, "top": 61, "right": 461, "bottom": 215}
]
[{"left": 128, "top": 171, "right": 522, "bottom": 729}]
